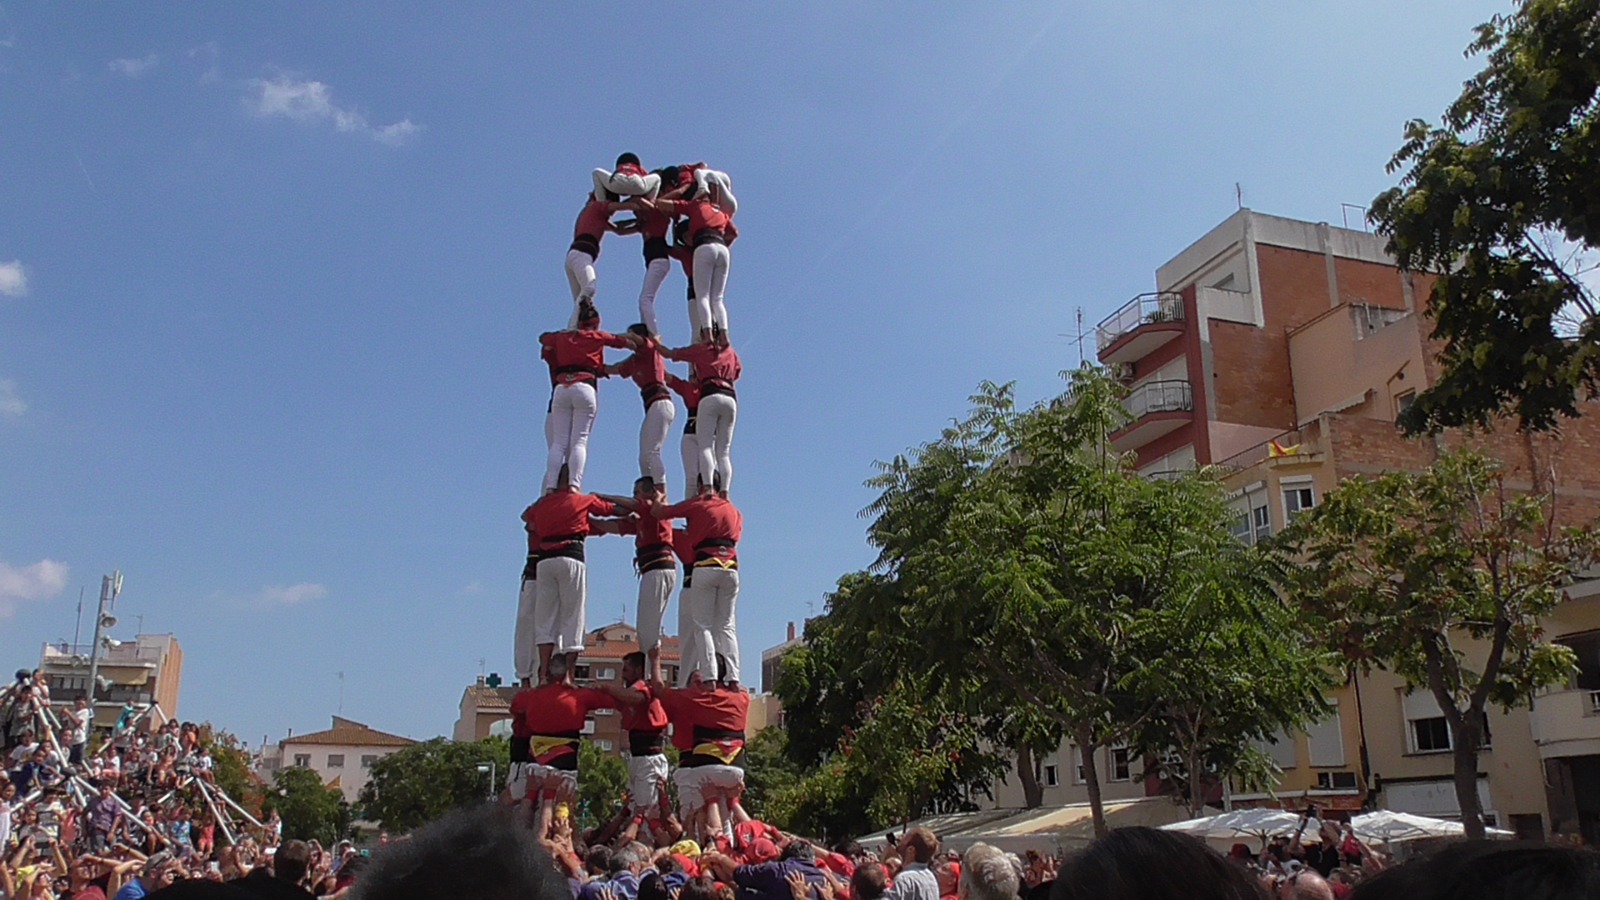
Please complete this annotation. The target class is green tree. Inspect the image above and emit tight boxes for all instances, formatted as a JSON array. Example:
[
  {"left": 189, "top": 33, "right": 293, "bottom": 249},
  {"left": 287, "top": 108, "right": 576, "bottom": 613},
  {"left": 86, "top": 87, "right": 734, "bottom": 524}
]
[
  {"left": 1288, "top": 449, "right": 1597, "bottom": 838},
  {"left": 357, "top": 737, "right": 509, "bottom": 832},
  {"left": 740, "top": 727, "right": 803, "bottom": 824},
  {"left": 204, "top": 729, "right": 261, "bottom": 818},
  {"left": 265, "top": 767, "right": 351, "bottom": 845},
  {"left": 1370, "top": 0, "right": 1600, "bottom": 433},
  {"left": 573, "top": 740, "right": 629, "bottom": 833}
]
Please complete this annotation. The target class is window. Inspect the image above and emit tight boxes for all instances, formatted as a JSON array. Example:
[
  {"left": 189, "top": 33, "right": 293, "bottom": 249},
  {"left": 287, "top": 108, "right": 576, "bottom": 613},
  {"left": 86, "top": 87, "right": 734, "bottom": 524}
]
[
  {"left": 1395, "top": 391, "right": 1416, "bottom": 420},
  {"left": 574, "top": 665, "right": 592, "bottom": 681},
  {"left": 1306, "top": 702, "right": 1345, "bottom": 767},
  {"left": 1284, "top": 485, "right": 1315, "bottom": 523},
  {"left": 1110, "top": 747, "right": 1131, "bottom": 782},
  {"left": 596, "top": 667, "right": 616, "bottom": 681},
  {"left": 665, "top": 666, "right": 679, "bottom": 684},
  {"left": 597, "top": 740, "right": 613, "bottom": 752},
  {"left": 327, "top": 754, "right": 345, "bottom": 768},
  {"left": 1252, "top": 504, "right": 1272, "bottom": 542},
  {"left": 1229, "top": 511, "right": 1252, "bottom": 544},
  {"left": 1043, "top": 765, "right": 1059, "bottom": 788},
  {"left": 293, "top": 754, "right": 311, "bottom": 768},
  {"left": 361, "top": 755, "right": 379, "bottom": 769},
  {"left": 1074, "top": 747, "right": 1086, "bottom": 783},
  {"left": 1411, "top": 717, "right": 1451, "bottom": 752},
  {"left": 581, "top": 719, "right": 596, "bottom": 735}
]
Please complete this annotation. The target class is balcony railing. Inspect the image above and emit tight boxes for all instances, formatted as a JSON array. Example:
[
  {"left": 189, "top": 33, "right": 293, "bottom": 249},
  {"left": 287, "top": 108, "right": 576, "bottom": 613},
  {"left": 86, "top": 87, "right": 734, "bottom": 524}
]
[
  {"left": 1123, "top": 380, "right": 1193, "bottom": 419},
  {"left": 40, "top": 641, "right": 163, "bottom": 666},
  {"left": 1589, "top": 690, "right": 1600, "bottom": 716},
  {"left": 1097, "top": 292, "right": 1185, "bottom": 353}
]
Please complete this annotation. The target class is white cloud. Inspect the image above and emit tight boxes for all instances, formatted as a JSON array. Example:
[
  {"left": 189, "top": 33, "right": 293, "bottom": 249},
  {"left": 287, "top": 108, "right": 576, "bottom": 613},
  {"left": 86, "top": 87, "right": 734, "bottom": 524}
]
[
  {"left": 0, "top": 380, "right": 24, "bottom": 417},
  {"left": 247, "top": 75, "right": 419, "bottom": 146},
  {"left": 0, "top": 560, "right": 69, "bottom": 622},
  {"left": 0, "top": 260, "right": 27, "bottom": 297},
  {"left": 109, "top": 54, "right": 160, "bottom": 78},
  {"left": 258, "top": 582, "right": 328, "bottom": 607}
]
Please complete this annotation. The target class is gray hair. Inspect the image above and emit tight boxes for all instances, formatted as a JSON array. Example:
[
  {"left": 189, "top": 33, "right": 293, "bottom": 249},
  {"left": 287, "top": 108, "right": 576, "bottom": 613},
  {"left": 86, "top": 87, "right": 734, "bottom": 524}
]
[{"left": 959, "top": 843, "right": 1020, "bottom": 900}]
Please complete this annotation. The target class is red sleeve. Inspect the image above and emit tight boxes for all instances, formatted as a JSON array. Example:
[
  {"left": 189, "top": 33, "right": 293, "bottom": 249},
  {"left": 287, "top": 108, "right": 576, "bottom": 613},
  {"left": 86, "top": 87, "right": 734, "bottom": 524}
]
[
  {"left": 655, "top": 199, "right": 687, "bottom": 215},
  {"left": 582, "top": 688, "right": 617, "bottom": 713},
  {"left": 652, "top": 685, "right": 686, "bottom": 716},
  {"left": 732, "top": 350, "right": 742, "bottom": 381},
  {"left": 599, "top": 330, "right": 631, "bottom": 349},
  {"left": 724, "top": 220, "right": 739, "bottom": 245},
  {"left": 586, "top": 496, "right": 617, "bottom": 517},
  {"left": 539, "top": 333, "right": 556, "bottom": 350},
  {"left": 654, "top": 499, "right": 697, "bottom": 519},
  {"left": 615, "top": 354, "right": 640, "bottom": 379},
  {"left": 665, "top": 373, "right": 692, "bottom": 394},
  {"left": 615, "top": 517, "right": 639, "bottom": 537}
]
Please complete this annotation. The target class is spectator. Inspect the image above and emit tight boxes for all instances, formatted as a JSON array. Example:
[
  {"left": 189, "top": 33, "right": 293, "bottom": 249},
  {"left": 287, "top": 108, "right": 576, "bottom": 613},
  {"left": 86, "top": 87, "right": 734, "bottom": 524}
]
[
  {"left": 114, "top": 852, "right": 177, "bottom": 900},
  {"left": 1049, "top": 827, "right": 1268, "bottom": 900},
  {"left": 957, "top": 844, "right": 1017, "bottom": 900},
  {"left": 852, "top": 863, "right": 889, "bottom": 900},
  {"left": 884, "top": 828, "right": 940, "bottom": 900},
  {"left": 1349, "top": 843, "right": 1600, "bottom": 900},
  {"left": 352, "top": 804, "right": 570, "bottom": 900}
]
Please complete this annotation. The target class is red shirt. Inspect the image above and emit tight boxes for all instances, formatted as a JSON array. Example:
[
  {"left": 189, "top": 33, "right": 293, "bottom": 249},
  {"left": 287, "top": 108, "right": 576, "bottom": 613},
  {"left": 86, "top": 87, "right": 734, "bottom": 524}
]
[
  {"left": 574, "top": 197, "right": 613, "bottom": 243},
  {"left": 667, "top": 373, "right": 701, "bottom": 411},
  {"left": 671, "top": 528, "right": 695, "bottom": 567},
  {"left": 615, "top": 340, "right": 668, "bottom": 391},
  {"left": 616, "top": 513, "right": 676, "bottom": 555},
  {"left": 541, "top": 329, "right": 630, "bottom": 385},
  {"left": 656, "top": 495, "right": 741, "bottom": 561},
  {"left": 657, "top": 198, "right": 730, "bottom": 240},
  {"left": 525, "top": 492, "right": 617, "bottom": 549},
  {"left": 669, "top": 343, "right": 741, "bottom": 386},
  {"left": 638, "top": 205, "right": 672, "bottom": 241},
  {"left": 510, "top": 684, "right": 614, "bottom": 765},
  {"left": 654, "top": 684, "right": 750, "bottom": 751},
  {"left": 620, "top": 679, "right": 669, "bottom": 733}
]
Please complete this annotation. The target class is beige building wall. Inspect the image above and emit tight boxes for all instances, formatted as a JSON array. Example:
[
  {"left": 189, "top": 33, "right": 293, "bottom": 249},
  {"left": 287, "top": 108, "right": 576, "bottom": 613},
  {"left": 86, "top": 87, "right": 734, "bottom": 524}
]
[{"left": 279, "top": 740, "right": 399, "bottom": 804}]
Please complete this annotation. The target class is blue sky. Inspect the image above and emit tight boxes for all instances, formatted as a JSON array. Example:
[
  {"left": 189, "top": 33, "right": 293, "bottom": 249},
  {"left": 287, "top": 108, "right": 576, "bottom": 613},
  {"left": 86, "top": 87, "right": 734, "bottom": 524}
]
[{"left": 1, "top": 1, "right": 1503, "bottom": 746}]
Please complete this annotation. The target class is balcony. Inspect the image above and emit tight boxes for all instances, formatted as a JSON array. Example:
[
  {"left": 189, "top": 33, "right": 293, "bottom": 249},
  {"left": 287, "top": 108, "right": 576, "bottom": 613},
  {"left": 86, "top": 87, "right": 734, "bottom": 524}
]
[
  {"left": 40, "top": 641, "right": 162, "bottom": 667},
  {"left": 1530, "top": 688, "right": 1600, "bottom": 759},
  {"left": 1096, "top": 292, "right": 1186, "bottom": 364},
  {"left": 1110, "top": 380, "right": 1193, "bottom": 452}
]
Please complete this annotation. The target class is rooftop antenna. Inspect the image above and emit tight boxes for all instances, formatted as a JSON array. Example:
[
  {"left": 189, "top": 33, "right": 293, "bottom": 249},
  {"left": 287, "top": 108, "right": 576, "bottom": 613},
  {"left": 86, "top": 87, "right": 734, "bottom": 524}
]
[
  {"left": 337, "top": 671, "right": 345, "bottom": 715},
  {"left": 73, "top": 586, "right": 85, "bottom": 649},
  {"left": 1058, "top": 306, "right": 1090, "bottom": 367},
  {"left": 1236, "top": 182, "right": 1244, "bottom": 210},
  {"left": 478, "top": 657, "right": 487, "bottom": 678}
]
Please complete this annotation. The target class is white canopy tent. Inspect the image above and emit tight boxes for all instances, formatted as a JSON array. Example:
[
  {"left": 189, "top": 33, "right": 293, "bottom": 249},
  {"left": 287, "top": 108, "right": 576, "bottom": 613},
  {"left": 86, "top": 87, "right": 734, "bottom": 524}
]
[
  {"left": 854, "top": 798, "right": 1191, "bottom": 855},
  {"left": 1350, "top": 810, "right": 1512, "bottom": 843},
  {"left": 1162, "top": 808, "right": 1323, "bottom": 843}
]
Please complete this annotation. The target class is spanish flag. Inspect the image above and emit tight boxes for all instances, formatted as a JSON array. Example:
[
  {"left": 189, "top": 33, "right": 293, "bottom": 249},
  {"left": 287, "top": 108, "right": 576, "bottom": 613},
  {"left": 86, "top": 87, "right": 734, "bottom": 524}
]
[{"left": 1268, "top": 440, "right": 1302, "bottom": 458}]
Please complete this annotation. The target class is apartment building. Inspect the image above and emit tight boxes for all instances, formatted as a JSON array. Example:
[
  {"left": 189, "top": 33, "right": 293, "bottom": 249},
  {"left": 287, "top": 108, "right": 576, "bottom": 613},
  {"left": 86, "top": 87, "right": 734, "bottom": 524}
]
[
  {"left": 38, "top": 633, "right": 183, "bottom": 729},
  {"left": 1102, "top": 208, "right": 1600, "bottom": 841}
]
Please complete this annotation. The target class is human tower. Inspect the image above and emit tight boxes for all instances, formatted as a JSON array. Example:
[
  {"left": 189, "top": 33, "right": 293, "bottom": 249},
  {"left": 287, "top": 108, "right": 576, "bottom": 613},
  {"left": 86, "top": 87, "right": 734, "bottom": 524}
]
[{"left": 509, "top": 155, "right": 751, "bottom": 845}]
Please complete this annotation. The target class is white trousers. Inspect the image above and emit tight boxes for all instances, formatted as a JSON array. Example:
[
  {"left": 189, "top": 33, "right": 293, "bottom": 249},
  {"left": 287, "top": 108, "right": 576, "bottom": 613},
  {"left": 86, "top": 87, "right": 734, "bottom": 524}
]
[
  {"left": 627, "top": 753, "right": 670, "bottom": 812},
  {"left": 640, "top": 398, "right": 677, "bottom": 483},
  {"left": 593, "top": 168, "right": 661, "bottom": 202},
  {"left": 677, "top": 574, "right": 708, "bottom": 687},
  {"left": 693, "top": 169, "right": 738, "bottom": 216},
  {"left": 680, "top": 423, "right": 700, "bottom": 500},
  {"left": 514, "top": 575, "right": 539, "bottom": 681},
  {"left": 637, "top": 258, "right": 670, "bottom": 336},
  {"left": 565, "top": 249, "right": 597, "bottom": 313},
  {"left": 636, "top": 567, "right": 677, "bottom": 653},
  {"left": 674, "top": 764, "right": 744, "bottom": 815},
  {"left": 544, "top": 381, "right": 598, "bottom": 492},
  {"left": 680, "top": 566, "right": 739, "bottom": 684},
  {"left": 533, "top": 557, "right": 587, "bottom": 653},
  {"left": 690, "top": 243, "right": 731, "bottom": 336},
  {"left": 697, "top": 393, "right": 737, "bottom": 494}
]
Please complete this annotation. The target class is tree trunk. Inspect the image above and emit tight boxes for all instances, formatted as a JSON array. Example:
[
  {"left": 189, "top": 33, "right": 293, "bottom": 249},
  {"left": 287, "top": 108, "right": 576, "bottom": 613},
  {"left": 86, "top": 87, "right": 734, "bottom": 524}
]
[
  {"left": 1452, "top": 711, "right": 1487, "bottom": 840},
  {"left": 1076, "top": 728, "right": 1108, "bottom": 837},
  {"left": 1187, "top": 743, "right": 1206, "bottom": 817},
  {"left": 1017, "top": 745, "right": 1045, "bottom": 809}
]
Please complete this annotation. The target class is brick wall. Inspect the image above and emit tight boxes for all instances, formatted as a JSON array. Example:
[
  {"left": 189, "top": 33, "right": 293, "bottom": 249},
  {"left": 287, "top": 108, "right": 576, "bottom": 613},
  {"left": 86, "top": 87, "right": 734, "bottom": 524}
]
[{"left": 1333, "top": 257, "right": 1410, "bottom": 309}]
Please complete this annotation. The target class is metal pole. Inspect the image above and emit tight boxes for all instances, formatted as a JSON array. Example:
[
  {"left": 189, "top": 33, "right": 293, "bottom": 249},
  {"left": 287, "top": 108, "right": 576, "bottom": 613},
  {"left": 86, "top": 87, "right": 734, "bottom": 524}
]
[{"left": 86, "top": 573, "right": 120, "bottom": 721}]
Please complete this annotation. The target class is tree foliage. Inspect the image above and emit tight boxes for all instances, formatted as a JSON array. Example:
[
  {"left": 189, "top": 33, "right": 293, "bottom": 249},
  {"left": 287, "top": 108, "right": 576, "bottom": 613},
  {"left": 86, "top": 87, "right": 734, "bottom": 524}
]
[
  {"left": 573, "top": 739, "right": 630, "bottom": 833},
  {"left": 1287, "top": 448, "right": 1597, "bottom": 838},
  {"left": 776, "top": 367, "right": 1336, "bottom": 832},
  {"left": 357, "top": 737, "right": 509, "bottom": 832},
  {"left": 1371, "top": 0, "right": 1600, "bottom": 432},
  {"left": 266, "top": 766, "right": 352, "bottom": 846}
]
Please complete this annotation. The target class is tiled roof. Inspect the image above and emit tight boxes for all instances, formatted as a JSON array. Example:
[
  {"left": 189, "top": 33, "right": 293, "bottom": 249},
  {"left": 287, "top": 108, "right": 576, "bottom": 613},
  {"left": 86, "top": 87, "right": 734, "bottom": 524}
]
[
  {"left": 281, "top": 717, "right": 416, "bottom": 749},
  {"left": 462, "top": 685, "right": 518, "bottom": 711}
]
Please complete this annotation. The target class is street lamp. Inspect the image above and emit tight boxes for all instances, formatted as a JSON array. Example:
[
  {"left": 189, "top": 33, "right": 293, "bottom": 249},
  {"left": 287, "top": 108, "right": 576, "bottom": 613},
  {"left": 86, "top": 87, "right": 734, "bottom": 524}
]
[
  {"left": 476, "top": 762, "right": 497, "bottom": 800},
  {"left": 86, "top": 571, "right": 123, "bottom": 715}
]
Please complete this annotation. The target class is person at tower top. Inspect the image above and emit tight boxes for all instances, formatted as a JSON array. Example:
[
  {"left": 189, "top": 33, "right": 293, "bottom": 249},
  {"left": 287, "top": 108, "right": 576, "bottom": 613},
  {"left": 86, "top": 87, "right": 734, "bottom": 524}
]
[
  {"left": 539, "top": 299, "right": 639, "bottom": 494},
  {"left": 593, "top": 152, "right": 662, "bottom": 203}
]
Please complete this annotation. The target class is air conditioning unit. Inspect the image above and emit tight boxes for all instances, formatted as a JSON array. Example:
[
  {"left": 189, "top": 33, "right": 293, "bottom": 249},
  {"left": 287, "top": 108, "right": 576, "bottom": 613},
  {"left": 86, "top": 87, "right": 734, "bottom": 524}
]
[{"left": 1316, "top": 771, "right": 1360, "bottom": 790}]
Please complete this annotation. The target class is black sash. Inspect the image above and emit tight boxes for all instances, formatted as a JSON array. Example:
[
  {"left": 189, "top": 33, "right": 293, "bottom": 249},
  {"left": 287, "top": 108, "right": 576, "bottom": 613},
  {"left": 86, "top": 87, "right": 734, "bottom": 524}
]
[
  {"left": 693, "top": 228, "right": 728, "bottom": 248},
  {"left": 643, "top": 236, "right": 670, "bottom": 262},
  {"left": 629, "top": 729, "right": 667, "bottom": 756},
  {"left": 700, "top": 379, "right": 736, "bottom": 400},
  {"left": 570, "top": 234, "right": 601, "bottom": 258}
]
